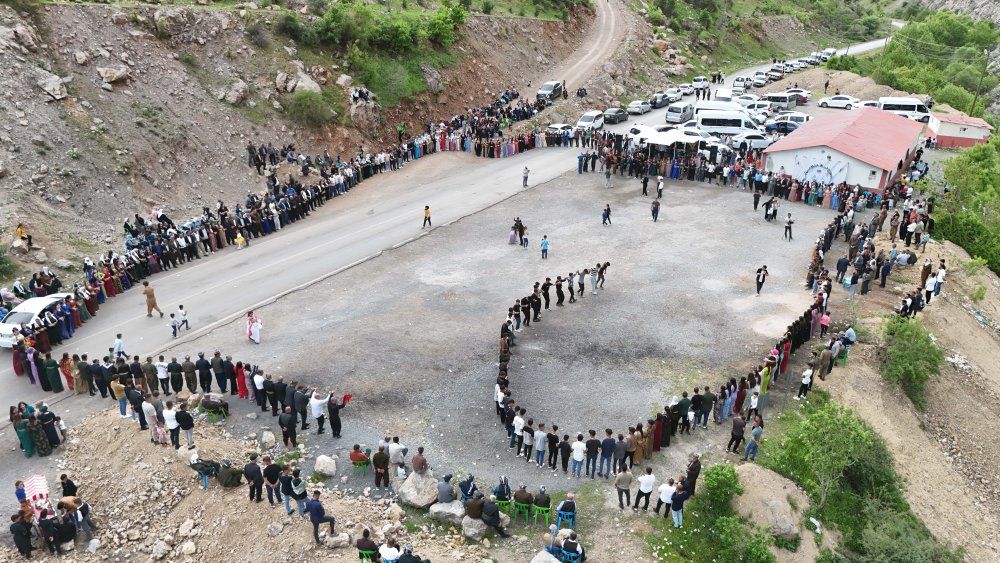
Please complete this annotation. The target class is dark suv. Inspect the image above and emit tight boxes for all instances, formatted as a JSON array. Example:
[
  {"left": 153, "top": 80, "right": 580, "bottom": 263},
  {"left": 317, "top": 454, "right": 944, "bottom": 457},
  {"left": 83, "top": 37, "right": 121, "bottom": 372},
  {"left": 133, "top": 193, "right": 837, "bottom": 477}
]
[{"left": 536, "top": 81, "right": 563, "bottom": 102}]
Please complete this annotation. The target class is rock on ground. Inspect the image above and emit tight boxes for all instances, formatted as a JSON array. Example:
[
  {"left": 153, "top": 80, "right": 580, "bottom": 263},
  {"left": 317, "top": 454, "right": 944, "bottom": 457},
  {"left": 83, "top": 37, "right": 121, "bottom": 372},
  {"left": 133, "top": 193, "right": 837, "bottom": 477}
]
[
  {"left": 97, "top": 66, "right": 130, "bottom": 83},
  {"left": 733, "top": 463, "right": 809, "bottom": 540},
  {"left": 428, "top": 499, "right": 465, "bottom": 526},
  {"left": 260, "top": 430, "right": 275, "bottom": 448},
  {"left": 461, "top": 512, "right": 510, "bottom": 541},
  {"left": 37, "top": 70, "right": 67, "bottom": 100},
  {"left": 394, "top": 469, "right": 437, "bottom": 508},
  {"left": 314, "top": 454, "right": 337, "bottom": 476},
  {"left": 323, "top": 532, "right": 352, "bottom": 548},
  {"left": 531, "top": 551, "right": 561, "bottom": 563}
]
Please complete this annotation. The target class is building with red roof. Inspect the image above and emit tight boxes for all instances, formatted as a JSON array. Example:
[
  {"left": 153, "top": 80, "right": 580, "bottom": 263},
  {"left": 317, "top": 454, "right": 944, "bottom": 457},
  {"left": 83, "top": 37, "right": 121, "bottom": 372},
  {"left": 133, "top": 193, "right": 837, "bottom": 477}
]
[
  {"left": 927, "top": 111, "right": 993, "bottom": 148},
  {"left": 761, "top": 107, "right": 924, "bottom": 192}
]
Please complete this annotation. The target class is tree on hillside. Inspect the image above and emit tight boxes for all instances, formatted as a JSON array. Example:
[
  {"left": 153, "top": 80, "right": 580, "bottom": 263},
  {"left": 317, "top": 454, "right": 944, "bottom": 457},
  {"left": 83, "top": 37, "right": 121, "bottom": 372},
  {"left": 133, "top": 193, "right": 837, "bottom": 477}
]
[{"left": 799, "top": 402, "right": 873, "bottom": 507}]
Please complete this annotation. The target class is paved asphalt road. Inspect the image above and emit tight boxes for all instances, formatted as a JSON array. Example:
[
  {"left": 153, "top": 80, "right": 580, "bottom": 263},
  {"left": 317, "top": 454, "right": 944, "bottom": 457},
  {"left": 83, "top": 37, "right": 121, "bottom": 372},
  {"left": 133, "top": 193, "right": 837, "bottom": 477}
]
[{"left": 0, "top": 17, "right": 899, "bottom": 417}]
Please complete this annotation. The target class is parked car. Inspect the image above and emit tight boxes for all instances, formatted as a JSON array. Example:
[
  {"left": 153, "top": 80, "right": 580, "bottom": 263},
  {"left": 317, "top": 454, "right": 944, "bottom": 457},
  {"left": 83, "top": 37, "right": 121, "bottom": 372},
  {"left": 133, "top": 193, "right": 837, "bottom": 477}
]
[
  {"left": 664, "top": 88, "right": 682, "bottom": 102},
  {"left": 576, "top": 110, "right": 605, "bottom": 131},
  {"left": 626, "top": 125, "right": 657, "bottom": 145},
  {"left": 769, "top": 111, "right": 811, "bottom": 125},
  {"left": 752, "top": 73, "right": 769, "bottom": 88},
  {"left": 817, "top": 95, "right": 860, "bottom": 109},
  {"left": 784, "top": 88, "right": 811, "bottom": 104},
  {"left": 765, "top": 121, "right": 800, "bottom": 134},
  {"left": 678, "top": 83, "right": 694, "bottom": 95},
  {"left": 730, "top": 132, "right": 775, "bottom": 151},
  {"left": 545, "top": 123, "right": 574, "bottom": 134},
  {"left": 0, "top": 293, "right": 73, "bottom": 348},
  {"left": 679, "top": 127, "right": 720, "bottom": 143},
  {"left": 746, "top": 101, "right": 773, "bottom": 117},
  {"left": 649, "top": 93, "right": 670, "bottom": 109},
  {"left": 536, "top": 81, "right": 563, "bottom": 101},
  {"left": 604, "top": 107, "right": 629, "bottom": 123},
  {"left": 735, "top": 94, "right": 759, "bottom": 107},
  {"left": 692, "top": 76, "right": 709, "bottom": 90},
  {"left": 859, "top": 100, "right": 879, "bottom": 108}
]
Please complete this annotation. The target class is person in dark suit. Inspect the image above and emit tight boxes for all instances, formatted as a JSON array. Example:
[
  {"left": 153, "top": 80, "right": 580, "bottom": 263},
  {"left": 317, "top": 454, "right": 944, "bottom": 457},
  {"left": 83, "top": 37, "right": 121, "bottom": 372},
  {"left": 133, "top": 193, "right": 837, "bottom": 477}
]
[{"left": 686, "top": 453, "right": 702, "bottom": 496}]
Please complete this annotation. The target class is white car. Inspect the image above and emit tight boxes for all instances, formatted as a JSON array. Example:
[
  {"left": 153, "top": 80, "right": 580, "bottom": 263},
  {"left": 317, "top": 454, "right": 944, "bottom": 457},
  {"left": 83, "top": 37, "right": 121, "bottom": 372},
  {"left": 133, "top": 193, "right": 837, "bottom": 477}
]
[
  {"left": 818, "top": 95, "right": 860, "bottom": 109},
  {"left": 746, "top": 101, "right": 773, "bottom": 117},
  {"left": 679, "top": 128, "right": 720, "bottom": 143},
  {"left": 768, "top": 111, "right": 811, "bottom": 125},
  {"left": 692, "top": 76, "right": 709, "bottom": 90},
  {"left": 752, "top": 73, "right": 768, "bottom": 88},
  {"left": 859, "top": 100, "right": 879, "bottom": 108},
  {"left": 576, "top": 110, "right": 605, "bottom": 131},
  {"left": 678, "top": 83, "right": 694, "bottom": 95},
  {"left": 664, "top": 88, "right": 682, "bottom": 102},
  {"left": 627, "top": 100, "right": 652, "bottom": 114},
  {"left": 735, "top": 94, "right": 759, "bottom": 107},
  {"left": 0, "top": 293, "right": 73, "bottom": 348},
  {"left": 730, "top": 132, "right": 775, "bottom": 151},
  {"left": 546, "top": 123, "right": 574, "bottom": 134}
]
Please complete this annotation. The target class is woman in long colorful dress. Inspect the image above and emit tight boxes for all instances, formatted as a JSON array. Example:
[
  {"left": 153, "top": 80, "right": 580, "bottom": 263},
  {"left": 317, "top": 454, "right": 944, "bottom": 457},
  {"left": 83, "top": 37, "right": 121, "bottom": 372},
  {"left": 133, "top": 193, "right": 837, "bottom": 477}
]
[
  {"left": 247, "top": 311, "right": 262, "bottom": 344},
  {"left": 14, "top": 416, "right": 33, "bottom": 458},
  {"left": 733, "top": 377, "right": 749, "bottom": 415},
  {"left": 25, "top": 347, "right": 40, "bottom": 386},
  {"left": 26, "top": 415, "right": 52, "bottom": 457},
  {"left": 235, "top": 361, "right": 248, "bottom": 399},
  {"left": 44, "top": 353, "right": 64, "bottom": 393},
  {"left": 12, "top": 340, "right": 24, "bottom": 376},
  {"left": 632, "top": 426, "right": 645, "bottom": 466},
  {"left": 59, "top": 352, "right": 75, "bottom": 391}
]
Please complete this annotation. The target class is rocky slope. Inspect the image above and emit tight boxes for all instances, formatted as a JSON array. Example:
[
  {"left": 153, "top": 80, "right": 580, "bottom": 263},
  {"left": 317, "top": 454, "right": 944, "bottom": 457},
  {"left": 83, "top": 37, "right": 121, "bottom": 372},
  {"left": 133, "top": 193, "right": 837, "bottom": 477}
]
[
  {"left": 0, "top": 3, "right": 585, "bottom": 272},
  {"left": 917, "top": 0, "right": 1000, "bottom": 25}
]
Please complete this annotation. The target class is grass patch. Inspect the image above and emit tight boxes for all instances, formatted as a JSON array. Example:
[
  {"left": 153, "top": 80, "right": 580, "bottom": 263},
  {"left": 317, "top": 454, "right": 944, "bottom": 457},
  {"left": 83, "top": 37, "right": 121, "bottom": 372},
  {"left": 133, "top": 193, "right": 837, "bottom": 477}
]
[
  {"left": 351, "top": 47, "right": 458, "bottom": 106},
  {"left": 308, "top": 471, "right": 330, "bottom": 483},
  {"left": 276, "top": 449, "right": 303, "bottom": 467},
  {"left": 286, "top": 90, "right": 339, "bottom": 128},
  {"left": 0, "top": 248, "right": 17, "bottom": 281},
  {"left": 773, "top": 533, "right": 801, "bottom": 552},
  {"left": 68, "top": 235, "right": 99, "bottom": 253}
]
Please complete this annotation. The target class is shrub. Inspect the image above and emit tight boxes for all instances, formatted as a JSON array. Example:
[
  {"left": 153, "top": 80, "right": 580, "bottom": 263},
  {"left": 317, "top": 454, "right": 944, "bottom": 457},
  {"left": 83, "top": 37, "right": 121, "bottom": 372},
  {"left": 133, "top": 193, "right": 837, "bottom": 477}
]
[
  {"left": 646, "top": 6, "right": 665, "bottom": 26},
  {"left": 275, "top": 12, "right": 314, "bottom": 44},
  {"left": 880, "top": 316, "right": 944, "bottom": 410},
  {"left": 700, "top": 463, "right": 743, "bottom": 514},
  {"left": 713, "top": 515, "right": 776, "bottom": 563},
  {"left": 427, "top": 7, "right": 457, "bottom": 46},
  {"left": 286, "top": 90, "right": 336, "bottom": 128},
  {"left": 0, "top": 248, "right": 16, "bottom": 280},
  {"left": 860, "top": 500, "right": 964, "bottom": 563},
  {"left": 962, "top": 256, "right": 989, "bottom": 277},
  {"left": 245, "top": 21, "right": 271, "bottom": 49},
  {"left": 482, "top": 0, "right": 493, "bottom": 14},
  {"left": 973, "top": 284, "right": 986, "bottom": 303}
]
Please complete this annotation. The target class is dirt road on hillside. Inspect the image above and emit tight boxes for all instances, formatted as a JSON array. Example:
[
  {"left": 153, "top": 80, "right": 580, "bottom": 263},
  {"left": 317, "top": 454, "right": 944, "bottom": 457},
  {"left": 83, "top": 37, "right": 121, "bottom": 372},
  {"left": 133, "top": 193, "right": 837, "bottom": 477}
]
[{"left": 541, "top": 0, "right": 624, "bottom": 89}]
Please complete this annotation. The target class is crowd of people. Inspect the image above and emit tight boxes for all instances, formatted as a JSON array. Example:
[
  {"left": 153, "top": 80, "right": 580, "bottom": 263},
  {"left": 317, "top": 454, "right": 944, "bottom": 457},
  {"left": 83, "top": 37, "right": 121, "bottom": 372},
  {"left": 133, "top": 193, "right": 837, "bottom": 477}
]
[{"left": 10, "top": 475, "right": 96, "bottom": 558}]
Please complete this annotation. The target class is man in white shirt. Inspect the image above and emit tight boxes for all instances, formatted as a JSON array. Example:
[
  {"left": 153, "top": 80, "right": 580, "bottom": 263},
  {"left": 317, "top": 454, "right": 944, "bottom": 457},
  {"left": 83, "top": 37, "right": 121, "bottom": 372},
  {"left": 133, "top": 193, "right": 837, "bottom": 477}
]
[
  {"left": 633, "top": 467, "right": 655, "bottom": 512},
  {"left": 309, "top": 392, "right": 332, "bottom": 434},
  {"left": 163, "top": 401, "right": 179, "bottom": 449},
  {"left": 934, "top": 262, "right": 946, "bottom": 296},
  {"left": 570, "top": 435, "right": 587, "bottom": 479},
  {"left": 155, "top": 357, "right": 169, "bottom": 392},
  {"left": 378, "top": 539, "right": 400, "bottom": 561},
  {"left": 654, "top": 478, "right": 676, "bottom": 516},
  {"left": 795, "top": 362, "right": 813, "bottom": 400},
  {"left": 512, "top": 410, "right": 525, "bottom": 455}
]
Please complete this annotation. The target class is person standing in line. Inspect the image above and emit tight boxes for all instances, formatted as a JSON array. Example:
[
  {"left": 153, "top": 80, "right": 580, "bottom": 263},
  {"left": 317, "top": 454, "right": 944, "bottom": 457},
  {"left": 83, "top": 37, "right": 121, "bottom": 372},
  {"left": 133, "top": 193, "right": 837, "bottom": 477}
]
[
  {"left": 590, "top": 267, "right": 599, "bottom": 295},
  {"left": 651, "top": 200, "right": 660, "bottom": 222},
  {"left": 633, "top": 467, "right": 655, "bottom": 512},
  {"left": 570, "top": 434, "right": 586, "bottom": 479},
  {"left": 372, "top": 445, "right": 391, "bottom": 491},
  {"left": 163, "top": 401, "right": 180, "bottom": 449},
  {"left": 685, "top": 453, "right": 702, "bottom": 495},
  {"left": 615, "top": 465, "right": 632, "bottom": 510},
  {"left": 305, "top": 490, "right": 336, "bottom": 545},
  {"left": 533, "top": 423, "right": 547, "bottom": 468},
  {"left": 540, "top": 236, "right": 549, "bottom": 259},
  {"left": 522, "top": 166, "right": 530, "bottom": 187},
  {"left": 262, "top": 456, "right": 283, "bottom": 506},
  {"left": 310, "top": 391, "right": 332, "bottom": 434},
  {"left": 653, "top": 477, "right": 675, "bottom": 517},
  {"left": 141, "top": 281, "right": 164, "bottom": 318},
  {"left": 794, "top": 362, "right": 813, "bottom": 400},
  {"left": 176, "top": 403, "right": 195, "bottom": 449},
  {"left": 656, "top": 176, "right": 664, "bottom": 199},
  {"left": 727, "top": 412, "right": 746, "bottom": 454},
  {"left": 599, "top": 429, "right": 615, "bottom": 479},
  {"left": 742, "top": 417, "right": 763, "bottom": 462},
  {"left": 784, "top": 212, "right": 794, "bottom": 240},
  {"left": 243, "top": 453, "right": 264, "bottom": 503},
  {"left": 755, "top": 265, "right": 768, "bottom": 295},
  {"left": 934, "top": 260, "right": 946, "bottom": 296},
  {"left": 422, "top": 206, "right": 431, "bottom": 228},
  {"left": 670, "top": 483, "right": 690, "bottom": 528}
]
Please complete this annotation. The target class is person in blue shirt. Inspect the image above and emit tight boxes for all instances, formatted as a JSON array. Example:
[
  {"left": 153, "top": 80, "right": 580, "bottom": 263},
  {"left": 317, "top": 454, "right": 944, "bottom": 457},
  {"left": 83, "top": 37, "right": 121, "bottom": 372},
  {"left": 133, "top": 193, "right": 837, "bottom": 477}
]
[
  {"left": 305, "top": 490, "right": 336, "bottom": 545},
  {"left": 14, "top": 481, "right": 26, "bottom": 504}
]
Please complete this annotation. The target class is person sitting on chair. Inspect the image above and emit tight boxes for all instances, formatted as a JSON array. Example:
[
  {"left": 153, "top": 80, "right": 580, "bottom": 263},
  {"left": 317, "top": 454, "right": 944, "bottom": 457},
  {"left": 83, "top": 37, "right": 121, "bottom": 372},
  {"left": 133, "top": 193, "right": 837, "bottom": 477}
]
[
  {"left": 556, "top": 492, "right": 577, "bottom": 515},
  {"left": 561, "top": 531, "right": 587, "bottom": 561},
  {"left": 534, "top": 486, "right": 551, "bottom": 509}
]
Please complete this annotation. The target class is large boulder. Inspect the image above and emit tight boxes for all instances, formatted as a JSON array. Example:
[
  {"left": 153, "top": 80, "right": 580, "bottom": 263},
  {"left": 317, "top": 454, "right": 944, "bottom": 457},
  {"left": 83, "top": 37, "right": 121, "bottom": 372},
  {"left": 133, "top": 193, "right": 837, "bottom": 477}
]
[
  {"left": 97, "top": 66, "right": 130, "bottom": 83},
  {"left": 531, "top": 551, "right": 561, "bottom": 563},
  {"left": 260, "top": 431, "right": 276, "bottom": 448},
  {"left": 219, "top": 79, "right": 248, "bottom": 105},
  {"left": 335, "top": 74, "right": 353, "bottom": 88},
  {"left": 323, "top": 532, "right": 352, "bottom": 548},
  {"left": 428, "top": 499, "right": 465, "bottom": 526},
  {"left": 295, "top": 71, "right": 321, "bottom": 94},
  {"left": 10, "top": 239, "right": 30, "bottom": 256},
  {"left": 421, "top": 64, "right": 443, "bottom": 94},
  {"left": 461, "top": 512, "right": 510, "bottom": 541},
  {"left": 394, "top": 469, "right": 437, "bottom": 508},
  {"left": 314, "top": 454, "right": 337, "bottom": 476},
  {"left": 733, "top": 463, "right": 808, "bottom": 541},
  {"left": 37, "top": 70, "right": 68, "bottom": 101}
]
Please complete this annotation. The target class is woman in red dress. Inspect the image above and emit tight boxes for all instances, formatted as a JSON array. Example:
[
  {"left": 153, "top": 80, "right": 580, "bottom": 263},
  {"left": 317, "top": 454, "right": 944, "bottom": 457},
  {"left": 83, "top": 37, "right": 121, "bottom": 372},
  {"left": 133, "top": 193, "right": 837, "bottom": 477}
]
[
  {"left": 59, "top": 352, "right": 75, "bottom": 391},
  {"left": 235, "top": 361, "right": 248, "bottom": 399},
  {"left": 101, "top": 269, "right": 116, "bottom": 298},
  {"left": 733, "top": 376, "right": 749, "bottom": 415}
]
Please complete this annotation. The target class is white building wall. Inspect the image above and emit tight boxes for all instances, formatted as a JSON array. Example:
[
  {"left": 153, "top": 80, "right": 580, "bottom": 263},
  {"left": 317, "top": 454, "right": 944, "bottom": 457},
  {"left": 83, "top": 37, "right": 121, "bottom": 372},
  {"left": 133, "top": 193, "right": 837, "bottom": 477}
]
[{"left": 763, "top": 146, "right": 886, "bottom": 189}]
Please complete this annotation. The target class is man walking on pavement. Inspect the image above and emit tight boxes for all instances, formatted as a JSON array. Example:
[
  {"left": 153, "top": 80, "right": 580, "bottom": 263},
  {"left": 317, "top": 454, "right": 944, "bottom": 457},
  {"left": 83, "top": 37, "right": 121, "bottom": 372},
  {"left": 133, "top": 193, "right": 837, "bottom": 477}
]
[
  {"left": 602, "top": 204, "right": 612, "bottom": 226},
  {"left": 755, "top": 265, "right": 768, "bottom": 295},
  {"left": 142, "top": 281, "right": 164, "bottom": 318},
  {"left": 522, "top": 166, "right": 530, "bottom": 187}
]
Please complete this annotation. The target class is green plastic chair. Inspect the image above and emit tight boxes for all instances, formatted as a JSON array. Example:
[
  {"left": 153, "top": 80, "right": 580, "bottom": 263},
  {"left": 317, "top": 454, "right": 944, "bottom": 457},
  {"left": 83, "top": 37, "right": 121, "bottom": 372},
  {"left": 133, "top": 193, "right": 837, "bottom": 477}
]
[
  {"left": 358, "top": 549, "right": 377, "bottom": 561},
  {"left": 199, "top": 404, "right": 226, "bottom": 423},
  {"left": 352, "top": 460, "right": 369, "bottom": 477},
  {"left": 513, "top": 502, "right": 532, "bottom": 524},
  {"left": 836, "top": 348, "right": 849, "bottom": 366},
  {"left": 495, "top": 499, "right": 511, "bottom": 513},
  {"left": 533, "top": 505, "right": 551, "bottom": 526}
]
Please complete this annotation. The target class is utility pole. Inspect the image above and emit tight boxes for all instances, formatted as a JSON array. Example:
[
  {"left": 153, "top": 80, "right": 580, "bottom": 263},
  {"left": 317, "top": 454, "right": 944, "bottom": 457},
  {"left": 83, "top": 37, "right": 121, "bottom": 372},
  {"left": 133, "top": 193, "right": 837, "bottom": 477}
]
[{"left": 968, "top": 49, "right": 989, "bottom": 115}]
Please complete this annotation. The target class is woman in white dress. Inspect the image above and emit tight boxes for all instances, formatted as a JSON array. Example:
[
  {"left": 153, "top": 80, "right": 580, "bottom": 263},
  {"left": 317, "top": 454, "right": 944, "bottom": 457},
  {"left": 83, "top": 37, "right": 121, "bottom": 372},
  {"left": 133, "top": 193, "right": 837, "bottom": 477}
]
[{"left": 246, "top": 311, "right": 262, "bottom": 344}]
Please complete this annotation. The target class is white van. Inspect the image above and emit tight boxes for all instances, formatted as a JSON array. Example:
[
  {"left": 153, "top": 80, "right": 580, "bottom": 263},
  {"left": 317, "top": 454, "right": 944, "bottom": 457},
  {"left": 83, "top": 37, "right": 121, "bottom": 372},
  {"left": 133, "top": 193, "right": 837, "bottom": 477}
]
[
  {"left": 878, "top": 97, "right": 930, "bottom": 122},
  {"left": 822, "top": 47, "right": 838, "bottom": 58},
  {"left": 762, "top": 92, "right": 798, "bottom": 111},
  {"left": 695, "top": 110, "right": 762, "bottom": 137},
  {"left": 665, "top": 102, "right": 694, "bottom": 124},
  {"left": 714, "top": 88, "right": 734, "bottom": 102}
]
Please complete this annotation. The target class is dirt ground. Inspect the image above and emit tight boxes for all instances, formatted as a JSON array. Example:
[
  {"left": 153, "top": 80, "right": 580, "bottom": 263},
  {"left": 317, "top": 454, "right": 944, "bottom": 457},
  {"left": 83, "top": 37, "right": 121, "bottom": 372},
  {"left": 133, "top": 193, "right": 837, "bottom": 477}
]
[
  {"left": 761, "top": 67, "right": 910, "bottom": 101},
  {"left": 818, "top": 229, "right": 1000, "bottom": 560}
]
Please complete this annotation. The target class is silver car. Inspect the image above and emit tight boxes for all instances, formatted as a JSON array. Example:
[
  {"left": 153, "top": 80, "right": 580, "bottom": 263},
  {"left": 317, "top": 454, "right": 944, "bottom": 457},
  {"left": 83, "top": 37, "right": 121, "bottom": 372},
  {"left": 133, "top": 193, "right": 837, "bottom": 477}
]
[{"left": 627, "top": 100, "right": 652, "bottom": 114}]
